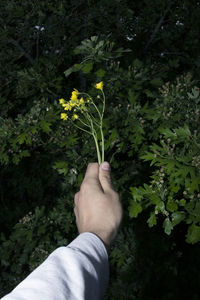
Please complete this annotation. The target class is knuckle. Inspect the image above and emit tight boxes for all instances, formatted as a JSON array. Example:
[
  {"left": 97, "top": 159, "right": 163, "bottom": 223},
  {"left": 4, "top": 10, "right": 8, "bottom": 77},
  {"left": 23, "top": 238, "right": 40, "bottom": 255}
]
[
  {"left": 74, "top": 207, "right": 77, "bottom": 215},
  {"left": 112, "top": 190, "right": 119, "bottom": 200},
  {"left": 74, "top": 192, "right": 79, "bottom": 205},
  {"left": 88, "top": 162, "right": 98, "bottom": 169},
  {"left": 74, "top": 197, "right": 79, "bottom": 206},
  {"left": 81, "top": 178, "right": 96, "bottom": 190},
  {"left": 81, "top": 180, "right": 89, "bottom": 191},
  {"left": 75, "top": 191, "right": 79, "bottom": 197}
]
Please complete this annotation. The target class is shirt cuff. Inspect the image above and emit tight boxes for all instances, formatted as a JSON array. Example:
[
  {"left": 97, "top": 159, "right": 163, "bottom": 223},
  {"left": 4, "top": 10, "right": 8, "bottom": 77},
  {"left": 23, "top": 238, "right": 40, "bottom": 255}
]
[{"left": 68, "top": 232, "right": 109, "bottom": 259}]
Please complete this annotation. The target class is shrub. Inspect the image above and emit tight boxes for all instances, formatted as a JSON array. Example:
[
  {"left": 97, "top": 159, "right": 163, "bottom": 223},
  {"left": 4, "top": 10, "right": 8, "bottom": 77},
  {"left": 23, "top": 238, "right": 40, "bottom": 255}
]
[{"left": 128, "top": 75, "right": 200, "bottom": 243}]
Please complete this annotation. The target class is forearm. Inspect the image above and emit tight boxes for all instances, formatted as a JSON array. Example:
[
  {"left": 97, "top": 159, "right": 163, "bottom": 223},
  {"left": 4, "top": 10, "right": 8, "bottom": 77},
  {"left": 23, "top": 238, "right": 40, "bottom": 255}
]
[{"left": 2, "top": 233, "right": 109, "bottom": 300}]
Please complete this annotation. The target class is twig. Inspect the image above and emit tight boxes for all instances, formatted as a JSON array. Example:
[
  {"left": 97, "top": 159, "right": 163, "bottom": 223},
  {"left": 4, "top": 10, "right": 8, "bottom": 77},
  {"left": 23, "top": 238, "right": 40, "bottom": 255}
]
[
  {"left": 8, "top": 38, "right": 34, "bottom": 65},
  {"left": 145, "top": 6, "right": 170, "bottom": 51}
]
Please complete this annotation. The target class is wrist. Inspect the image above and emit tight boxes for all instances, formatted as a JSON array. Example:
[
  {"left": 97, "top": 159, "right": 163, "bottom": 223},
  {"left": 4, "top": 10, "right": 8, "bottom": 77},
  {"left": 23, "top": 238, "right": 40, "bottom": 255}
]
[{"left": 89, "top": 232, "right": 111, "bottom": 254}]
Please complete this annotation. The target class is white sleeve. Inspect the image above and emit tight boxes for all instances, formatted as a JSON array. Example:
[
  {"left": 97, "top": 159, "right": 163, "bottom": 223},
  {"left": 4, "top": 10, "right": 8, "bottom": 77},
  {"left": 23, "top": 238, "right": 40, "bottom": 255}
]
[{"left": 1, "top": 232, "right": 109, "bottom": 300}]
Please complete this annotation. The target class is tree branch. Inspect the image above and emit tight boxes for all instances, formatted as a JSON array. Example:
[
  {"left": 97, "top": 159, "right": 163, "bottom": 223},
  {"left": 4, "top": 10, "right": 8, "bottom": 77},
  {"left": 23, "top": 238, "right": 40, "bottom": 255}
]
[
  {"left": 8, "top": 38, "right": 34, "bottom": 65},
  {"left": 145, "top": 6, "right": 170, "bottom": 52}
]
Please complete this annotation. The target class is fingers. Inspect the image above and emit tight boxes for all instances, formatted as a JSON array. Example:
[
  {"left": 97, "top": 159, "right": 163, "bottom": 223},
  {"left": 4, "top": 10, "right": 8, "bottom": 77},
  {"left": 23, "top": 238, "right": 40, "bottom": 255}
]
[
  {"left": 99, "top": 161, "right": 113, "bottom": 193},
  {"left": 74, "top": 192, "right": 79, "bottom": 219},
  {"left": 81, "top": 162, "right": 114, "bottom": 193},
  {"left": 83, "top": 162, "right": 99, "bottom": 182},
  {"left": 81, "top": 162, "right": 102, "bottom": 191},
  {"left": 74, "top": 205, "right": 78, "bottom": 217},
  {"left": 74, "top": 192, "right": 80, "bottom": 206}
]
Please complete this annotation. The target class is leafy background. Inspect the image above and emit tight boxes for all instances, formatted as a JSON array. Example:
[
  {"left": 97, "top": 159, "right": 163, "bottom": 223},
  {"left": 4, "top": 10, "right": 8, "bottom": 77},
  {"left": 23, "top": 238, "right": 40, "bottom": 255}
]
[{"left": 0, "top": 0, "right": 200, "bottom": 299}]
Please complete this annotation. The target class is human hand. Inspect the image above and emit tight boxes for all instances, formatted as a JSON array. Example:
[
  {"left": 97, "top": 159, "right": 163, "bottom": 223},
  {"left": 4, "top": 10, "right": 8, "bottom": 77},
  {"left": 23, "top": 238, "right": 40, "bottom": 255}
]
[{"left": 74, "top": 162, "right": 123, "bottom": 252}]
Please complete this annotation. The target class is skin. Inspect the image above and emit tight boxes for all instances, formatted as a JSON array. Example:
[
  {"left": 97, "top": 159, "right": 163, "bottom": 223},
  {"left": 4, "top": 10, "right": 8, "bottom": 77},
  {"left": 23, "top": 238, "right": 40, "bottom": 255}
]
[{"left": 74, "top": 162, "right": 123, "bottom": 253}]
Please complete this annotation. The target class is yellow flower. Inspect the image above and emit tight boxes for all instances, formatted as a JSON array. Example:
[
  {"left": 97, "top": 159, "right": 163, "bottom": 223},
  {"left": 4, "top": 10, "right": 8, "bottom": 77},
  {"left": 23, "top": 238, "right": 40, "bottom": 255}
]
[
  {"left": 60, "top": 113, "right": 68, "bottom": 120},
  {"left": 74, "top": 88, "right": 79, "bottom": 94},
  {"left": 59, "top": 98, "right": 66, "bottom": 105},
  {"left": 69, "top": 99, "right": 77, "bottom": 108},
  {"left": 63, "top": 103, "right": 72, "bottom": 111},
  {"left": 70, "top": 89, "right": 79, "bottom": 101},
  {"left": 79, "top": 97, "right": 84, "bottom": 104},
  {"left": 72, "top": 114, "right": 78, "bottom": 121},
  {"left": 76, "top": 97, "right": 85, "bottom": 107},
  {"left": 95, "top": 81, "right": 103, "bottom": 91}
]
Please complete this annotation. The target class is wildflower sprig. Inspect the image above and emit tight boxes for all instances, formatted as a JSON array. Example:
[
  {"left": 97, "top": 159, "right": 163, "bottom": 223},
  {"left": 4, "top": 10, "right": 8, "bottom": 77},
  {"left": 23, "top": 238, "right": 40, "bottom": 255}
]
[{"left": 58, "top": 81, "right": 105, "bottom": 164}]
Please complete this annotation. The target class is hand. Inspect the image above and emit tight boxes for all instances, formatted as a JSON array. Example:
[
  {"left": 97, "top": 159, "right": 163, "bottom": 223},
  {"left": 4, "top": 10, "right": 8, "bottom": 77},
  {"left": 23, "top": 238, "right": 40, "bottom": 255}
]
[{"left": 74, "top": 162, "right": 123, "bottom": 252}]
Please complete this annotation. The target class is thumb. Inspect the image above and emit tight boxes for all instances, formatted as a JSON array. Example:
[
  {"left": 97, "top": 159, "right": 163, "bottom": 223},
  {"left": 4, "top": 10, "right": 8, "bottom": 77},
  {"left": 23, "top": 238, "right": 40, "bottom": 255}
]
[{"left": 99, "top": 161, "right": 113, "bottom": 193}]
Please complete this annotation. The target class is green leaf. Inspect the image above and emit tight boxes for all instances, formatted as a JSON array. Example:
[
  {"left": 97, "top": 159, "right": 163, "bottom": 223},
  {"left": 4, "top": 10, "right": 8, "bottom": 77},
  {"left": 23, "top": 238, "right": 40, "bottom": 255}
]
[
  {"left": 148, "top": 193, "right": 161, "bottom": 205},
  {"left": 144, "top": 89, "right": 154, "bottom": 98},
  {"left": 140, "top": 152, "right": 156, "bottom": 162},
  {"left": 91, "top": 36, "right": 98, "bottom": 42},
  {"left": 53, "top": 161, "right": 68, "bottom": 176},
  {"left": 158, "top": 127, "right": 177, "bottom": 139},
  {"left": 129, "top": 201, "right": 143, "bottom": 218},
  {"left": 64, "top": 66, "right": 75, "bottom": 77},
  {"left": 166, "top": 199, "right": 178, "bottom": 212},
  {"left": 190, "top": 174, "right": 200, "bottom": 193},
  {"left": 12, "top": 155, "right": 20, "bottom": 164},
  {"left": 128, "top": 89, "right": 138, "bottom": 107},
  {"left": 133, "top": 59, "right": 143, "bottom": 68},
  {"left": 82, "top": 62, "right": 93, "bottom": 74},
  {"left": 16, "top": 133, "right": 27, "bottom": 144},
  {"left": 61, "top": 134, "right": 79, "bottom": 148},
  {"left": 64, "top": 64, "right": 81, "bottom": 77},
  {"left": 40, "top": 120, "right": 51, "bottom": 133},
  {"left": 74, "top": 64, "right": 82, "bottom": 71},
  {"left": 171, "top": 211, "right": 185, "bottom": 226},
  {"left": 35, "top": 206, "right": 45, "bottom": 220},
  {"left": 174, "top": 125, "right": 191, "bottom": 138},
  {"left": 163, "top": 218, "right": 173, "bottom": 235},
  {"left": 147, "top": 212, "right": 157, "bottom": 227},
  {"left": 130, "top": 186, "right": 144, "bottom": 201},
  {"left": 156, "top": 201, "right": 165, "bottom": 212},
  {"left": 188, "top": 88, "right": 199, "bottom": 99},
  {"left": 95, "top": 69, "right": 106, "bottom": 77},
  {"left": 180, "top": 199, "right": 186, "bottom": 206},
  {"left": 77, "top": 173, "right": 84, "bottom": 186},
  {"left": 186, "top": 223, "right": 200, "bottom": 244},
  {"left": 20, "top": 150, "right": 31, "bottom": 158},
  {"left": 150, "top": 78, "right": 163, "bottom": 87}
]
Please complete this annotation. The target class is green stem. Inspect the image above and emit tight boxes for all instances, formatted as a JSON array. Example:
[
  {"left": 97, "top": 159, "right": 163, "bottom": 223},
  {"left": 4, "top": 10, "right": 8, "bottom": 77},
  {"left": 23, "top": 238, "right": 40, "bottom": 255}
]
[
  {"left": 79, "top": 91, "right": 105, "bottom": 164},
  {"left": 100, "top": 90, "right": 106, "bottom": 162},
  {"left": 85, "top": 110, "right": 100, "bottom": 127},
  {"left": 69, "top": 119, "right": 92, "bottom": 135},
  {"left": 84, "top": 93, "right": 104, "bottom": 162},
  {"left": 92, "top": 133, "right": 101, "bottom": 165},
  {"left": 88, "top": 115, "right": 101, "bottom": 164},
  {"left": 82, "top": 92, "right": 102, "bottom": 121},
  {"left": 91, "top": 101, "right": 102, "bottom": 120},
  {"left": 78, "top": 116, "right": 91, "bottom": 128},
  {"left": 101, "top": 90, "right": 106, "bottom": 119},
  {"left": 100, "top": 126, "right": 104, "bottom": 162}
]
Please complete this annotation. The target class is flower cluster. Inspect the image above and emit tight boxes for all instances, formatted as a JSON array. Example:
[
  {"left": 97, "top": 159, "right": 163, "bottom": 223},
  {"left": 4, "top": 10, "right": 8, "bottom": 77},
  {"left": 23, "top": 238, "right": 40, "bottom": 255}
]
[
  {"left": 58, "top": 82, "right": 105, "bottom": 164},
  {"left": 150, "top": 166, "right": 166, "bottom": 191},
  {"left": 59, "top": 88, "right": 87, "bottom": 121},
  {"left": 19, "top": 211, "right": 33, "bottom": 224}
]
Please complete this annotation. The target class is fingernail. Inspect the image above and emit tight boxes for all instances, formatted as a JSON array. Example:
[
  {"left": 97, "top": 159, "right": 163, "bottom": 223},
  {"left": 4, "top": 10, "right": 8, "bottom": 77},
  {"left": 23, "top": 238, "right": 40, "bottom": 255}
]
[{"left": 101, "top": 161, "right": 110, "bottom": 170}]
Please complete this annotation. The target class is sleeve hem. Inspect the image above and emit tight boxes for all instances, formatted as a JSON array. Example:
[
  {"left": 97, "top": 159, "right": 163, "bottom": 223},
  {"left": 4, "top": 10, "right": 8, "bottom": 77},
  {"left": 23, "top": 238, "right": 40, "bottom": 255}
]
[{"left": 67, "top": 232, "right": 109, "bottom": 259}]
